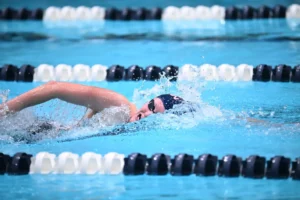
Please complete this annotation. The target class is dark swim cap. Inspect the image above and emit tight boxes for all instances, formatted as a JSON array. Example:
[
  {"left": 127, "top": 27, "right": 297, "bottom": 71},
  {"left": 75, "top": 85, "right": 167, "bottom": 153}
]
[{"left": 156, "top": 94, "right": 184, "bottom": 110}]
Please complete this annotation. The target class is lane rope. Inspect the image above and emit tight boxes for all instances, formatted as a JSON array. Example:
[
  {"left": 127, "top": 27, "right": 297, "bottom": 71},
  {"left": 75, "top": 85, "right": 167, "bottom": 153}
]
[
  {"left": 1, "top": 152, "right": 299, "bottom": 179},
  {"left": 0, "top": 64, "right": 299, "bottom": 83},
  {"left": 0, "top": 4, "right": 299, "bottom": 21}
]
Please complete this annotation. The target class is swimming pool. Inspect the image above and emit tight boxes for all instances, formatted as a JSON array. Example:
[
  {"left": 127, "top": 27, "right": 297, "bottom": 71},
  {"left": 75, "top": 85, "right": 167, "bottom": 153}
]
[{"left": 1, "top": 0, "right": 300, "bottom": 199}]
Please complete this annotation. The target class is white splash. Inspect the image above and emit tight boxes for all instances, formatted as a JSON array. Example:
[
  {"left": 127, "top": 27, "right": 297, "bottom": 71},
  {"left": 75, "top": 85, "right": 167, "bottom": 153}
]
[
  {"left": 0, "top": 90, "right": 9, "bottom": 117},
  {"left": 129, "top": 76, "right": 224, "bottom": 130},
  {"left": 0, "top": 76, "right": 224, "bottom": 143}
]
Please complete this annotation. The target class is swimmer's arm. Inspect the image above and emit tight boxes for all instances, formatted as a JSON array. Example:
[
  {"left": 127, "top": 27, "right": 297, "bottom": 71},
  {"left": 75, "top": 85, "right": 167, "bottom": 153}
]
[
  {"left": 245, "top": 117, "right": 282, "bottom": 127},
  {"left": 57, "top": 108, "right": 96, "bottom": 131},
  {"left": 236, "top": 116, "right": 278, "bottom": 126},
  {"left": 84, "top": 108, "right": 97, "bottom": 119},
  {"left": 2, "top": 81, "right": 133, "bottom": 114},
  {"left": 75, "top": 108, "right": 96, "bottom": 126},
  {"left": 246, "top": 117, "right": 267, "bottom": 124},
  {"left": 237, "top": 116, "right": 266, "bottom": 124},
  {"left": 56, "top": 103, "right": 100, "bottom": 131}
]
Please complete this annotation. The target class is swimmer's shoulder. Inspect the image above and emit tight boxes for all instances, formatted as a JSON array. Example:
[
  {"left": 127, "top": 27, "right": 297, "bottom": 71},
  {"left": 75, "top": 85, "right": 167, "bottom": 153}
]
[
  {"left": 129, "top": 103, "right": 137, "bottom": 116},
  {"left": 91, "top": 86, "right": 137, "bottom": 116},
  {"left": 91, "top": 87, "right": 131, "bottom": 105},
  {"left": 100, "top": 88, "right": 137, "bottom": 114}
]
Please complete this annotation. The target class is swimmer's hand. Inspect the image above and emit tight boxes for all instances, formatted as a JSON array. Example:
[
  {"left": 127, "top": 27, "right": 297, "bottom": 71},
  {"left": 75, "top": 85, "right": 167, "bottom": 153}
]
[
  {"left": 59, "top": 108, "right": 96, "bottom": 131},
  {"left": 246, "top": 117, "right": 266, "bottom": 124},
  {"left": 0, "top": 105, "right": 10, "bottom": 119},
  {"left": 246, "top": 117, "right": 282, "bottom": 127}
]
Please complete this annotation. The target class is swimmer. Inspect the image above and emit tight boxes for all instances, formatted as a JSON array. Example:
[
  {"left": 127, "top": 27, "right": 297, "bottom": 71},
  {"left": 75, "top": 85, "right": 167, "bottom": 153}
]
[{"left": 0, "top": 81, "right": 184, "bottom": 126}]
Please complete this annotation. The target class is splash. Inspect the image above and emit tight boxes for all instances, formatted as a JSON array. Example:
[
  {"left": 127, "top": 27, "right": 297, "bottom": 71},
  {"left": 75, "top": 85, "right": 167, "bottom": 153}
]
[
  {"left": 0, "top": 89, "right": 84, "bottom": 143},
  {"left": 0, "top": 77, "right": 226, "bottom": 143},
  {"left": 0, "top": 90, "right": 9, "bottom": 117},
  {"left": 130, "top": 76, "right": 224, "bottom": 130}
]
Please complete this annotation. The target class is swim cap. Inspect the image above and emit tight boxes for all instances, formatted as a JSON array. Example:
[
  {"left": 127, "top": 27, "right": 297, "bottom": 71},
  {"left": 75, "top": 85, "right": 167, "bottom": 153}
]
[
  {"left": 156, "top": 94, "right": 196, "bottom": 116},
  {"left": 156, "top": 94, "right": 184, "bottom": 110}
]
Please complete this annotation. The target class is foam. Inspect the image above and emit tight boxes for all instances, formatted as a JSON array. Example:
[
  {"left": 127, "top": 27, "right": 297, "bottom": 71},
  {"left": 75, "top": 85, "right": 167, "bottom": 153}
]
[
  {"left": 0, "top": 76, "right": 224, "bottom": 143},
  {"left": 0, "top": 76, "right": 260, "bottom": 143}
]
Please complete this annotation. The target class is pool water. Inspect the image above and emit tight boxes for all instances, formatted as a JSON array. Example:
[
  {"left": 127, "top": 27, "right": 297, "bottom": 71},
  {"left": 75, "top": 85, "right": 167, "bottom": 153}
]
[{"left": 1, "top": 0, "right": 300, "bottom": 199}]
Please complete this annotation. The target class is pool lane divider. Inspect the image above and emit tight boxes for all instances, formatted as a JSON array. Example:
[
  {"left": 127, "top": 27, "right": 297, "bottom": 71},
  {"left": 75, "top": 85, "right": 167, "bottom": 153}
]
[
  {"left": 0, "top": 4, "right": 299, "bottom": 21},
  {"left": 0, "top": 63, "right": 300, "bottom": 83},
  {"left": 0, "top": 152, "right": 299, "bottom": 179}
]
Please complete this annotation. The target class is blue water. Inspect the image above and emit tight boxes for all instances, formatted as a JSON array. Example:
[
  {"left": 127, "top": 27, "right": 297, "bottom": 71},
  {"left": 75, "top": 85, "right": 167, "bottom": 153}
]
[
  {"left": 1, "top": 0, "right": 300, "bottom": 199},
  {"left": 0, "top": 19, "right": 300, "bottom": 66}
]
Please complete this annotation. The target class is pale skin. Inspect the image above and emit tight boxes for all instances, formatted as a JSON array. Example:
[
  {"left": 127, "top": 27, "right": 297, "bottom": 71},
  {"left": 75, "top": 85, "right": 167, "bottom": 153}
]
[{"left": 0, "top": 81, "right": 166, "bottom": 124}]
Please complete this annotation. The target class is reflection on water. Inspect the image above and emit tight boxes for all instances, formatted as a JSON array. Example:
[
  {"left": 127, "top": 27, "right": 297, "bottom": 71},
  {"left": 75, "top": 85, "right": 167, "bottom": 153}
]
[
  {"left": 0, "top": 175, "right": 299, "bottom": 200},
  {"left": 0, "top": 19, "right": 299, "bottom": 42}
]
